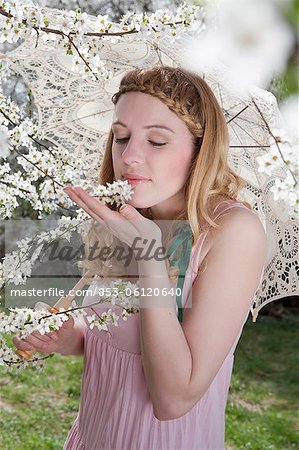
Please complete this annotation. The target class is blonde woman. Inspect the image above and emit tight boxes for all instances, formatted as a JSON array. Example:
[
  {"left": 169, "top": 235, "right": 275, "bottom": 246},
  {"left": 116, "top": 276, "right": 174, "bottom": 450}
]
[{"left": 14, "top": 66, "right": 266, "bottom": 450}]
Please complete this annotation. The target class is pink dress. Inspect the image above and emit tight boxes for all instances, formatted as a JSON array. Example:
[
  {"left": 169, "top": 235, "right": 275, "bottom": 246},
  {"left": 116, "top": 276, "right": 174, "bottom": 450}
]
[{"left": 64, "top": 200, "right": 263, "bottom": 450}]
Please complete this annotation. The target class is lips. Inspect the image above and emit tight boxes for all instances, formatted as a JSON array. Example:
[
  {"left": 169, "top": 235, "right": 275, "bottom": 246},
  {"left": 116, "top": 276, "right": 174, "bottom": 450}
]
[
  {"left": 122, "top": 173, "right": 151, "bottom": 181},
  {"left": 122, "top": 176, "right": 150, "bottom": 185}
]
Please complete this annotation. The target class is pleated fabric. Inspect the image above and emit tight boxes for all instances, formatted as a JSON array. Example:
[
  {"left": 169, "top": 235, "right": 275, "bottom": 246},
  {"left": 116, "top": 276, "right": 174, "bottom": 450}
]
[{"left": 64, "top": 200, "right": 254, "bottom": 450}]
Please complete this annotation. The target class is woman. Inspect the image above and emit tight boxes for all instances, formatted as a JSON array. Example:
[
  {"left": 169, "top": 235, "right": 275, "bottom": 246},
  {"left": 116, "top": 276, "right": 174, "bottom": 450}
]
[{"left": 14, "top": 66, "right": 267, "bottom": 449}]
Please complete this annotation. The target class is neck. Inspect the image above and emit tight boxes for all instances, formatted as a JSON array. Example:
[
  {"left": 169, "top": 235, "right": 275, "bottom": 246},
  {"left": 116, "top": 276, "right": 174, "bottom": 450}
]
[{"left": 149, "top": 194, "right": 185, "bottom": 221}]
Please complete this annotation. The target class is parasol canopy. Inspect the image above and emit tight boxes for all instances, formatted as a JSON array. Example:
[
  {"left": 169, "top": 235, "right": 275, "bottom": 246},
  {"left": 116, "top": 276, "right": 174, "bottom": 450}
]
[{"left": 2, "top": 5, "right": 298, "bottom": 321}]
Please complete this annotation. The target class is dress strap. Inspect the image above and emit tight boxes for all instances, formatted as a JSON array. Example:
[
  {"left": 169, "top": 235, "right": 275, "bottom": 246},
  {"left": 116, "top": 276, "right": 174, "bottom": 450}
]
[{"left": 213, "top": 200, "right": 248, "bottom": 221}]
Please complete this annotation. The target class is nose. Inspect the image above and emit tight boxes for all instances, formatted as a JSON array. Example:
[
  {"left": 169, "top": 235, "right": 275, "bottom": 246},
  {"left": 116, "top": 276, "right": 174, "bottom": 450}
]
[{"left": 121, "top": 138, "right": 145, "bottom": 165}]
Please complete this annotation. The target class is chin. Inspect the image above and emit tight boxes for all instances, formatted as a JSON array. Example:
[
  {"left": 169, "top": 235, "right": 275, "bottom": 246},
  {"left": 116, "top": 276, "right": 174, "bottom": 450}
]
[
  {"left": 130, "top": 202, "right": 152, "bottom": 210},
  {"left": 126, "top": 198, "right": 154, "bottom": 210}
]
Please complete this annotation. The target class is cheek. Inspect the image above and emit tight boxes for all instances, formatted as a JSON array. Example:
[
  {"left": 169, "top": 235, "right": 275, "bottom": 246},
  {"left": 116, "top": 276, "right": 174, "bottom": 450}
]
[{"left": 167, "top": 154, "right": 193, "bottom": 179}]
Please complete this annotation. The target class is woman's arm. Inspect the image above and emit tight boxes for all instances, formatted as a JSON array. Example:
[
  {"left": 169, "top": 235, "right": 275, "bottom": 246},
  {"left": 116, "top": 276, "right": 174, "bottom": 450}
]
[{"left": 138, "top": 208, "right": 267, "bottom": 420}]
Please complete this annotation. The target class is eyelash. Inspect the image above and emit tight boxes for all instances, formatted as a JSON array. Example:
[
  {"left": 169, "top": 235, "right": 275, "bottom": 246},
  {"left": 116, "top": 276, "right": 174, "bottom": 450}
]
[{"left": 114, "top": 138, "right": 166, "bottom": 147}]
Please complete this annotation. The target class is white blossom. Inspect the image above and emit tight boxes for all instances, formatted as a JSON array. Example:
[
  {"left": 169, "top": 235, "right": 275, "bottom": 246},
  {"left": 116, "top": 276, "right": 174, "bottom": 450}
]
[
  {"left": 256, "top": 144, "right": 282, "bottom": 177},
  {"left": 0, "top": 0, "right": 203, "bottom": 78},
  {"left": 93, "top": 13, "right": 112, "bottom": 33},
  {"left": 2, "top": 179, "right": 134, "bottom": 285},
  {"left": 0, "top": 90, "right": 21, "bottom": 125},
  {"left": 54, "top": 10, "right": 76, "bottom": 34},
  {"left": 183, "top": 0, "right": 293, "bottom": 94},
  {"left": 256, "top": 130, "right": 298, "bottom": 216},
  {"left": 0, "top": 279, "right": 140, "bottom": 369},
  {"left": 269, "top": 161, "right": 298, "bottom": 215},
  {"left": 0, "top": 124, "right": 9, "bottom": 157},
  {"left": 94, "top": 179, "right": 134, "bottom": 207}
]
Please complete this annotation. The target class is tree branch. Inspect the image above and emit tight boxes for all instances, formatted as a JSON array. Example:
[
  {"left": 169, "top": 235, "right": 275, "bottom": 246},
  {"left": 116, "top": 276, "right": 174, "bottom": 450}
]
[
  {"left": 11, "top": 145, "right": 64, "bottom": 187},
  {"left": 0, "top": 6, "right": 186, "bottom": 38}
]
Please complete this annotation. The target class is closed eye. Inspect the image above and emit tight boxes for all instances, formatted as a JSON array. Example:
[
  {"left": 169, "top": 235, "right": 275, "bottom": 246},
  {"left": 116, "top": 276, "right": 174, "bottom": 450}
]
[{"left": 114, "top": 138, "right": 166, "bottom": 147}]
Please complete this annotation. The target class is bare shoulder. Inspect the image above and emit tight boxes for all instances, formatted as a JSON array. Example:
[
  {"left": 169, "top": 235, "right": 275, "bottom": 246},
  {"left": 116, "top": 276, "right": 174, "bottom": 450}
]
[
  {"left": 195, "top": 200, "right": 266, "bottom": 273},
  {"left": 216, "top": 204, "right": 265, "bottom": 232},
  {"left": 209, "top": 204, "right": 267, "bottom": 251}
]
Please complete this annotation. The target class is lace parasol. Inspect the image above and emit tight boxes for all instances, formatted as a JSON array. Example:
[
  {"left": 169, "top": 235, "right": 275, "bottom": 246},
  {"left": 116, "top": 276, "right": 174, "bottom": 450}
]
[{"left": 3, "top": 6, "right": 298, "bottom": 321}]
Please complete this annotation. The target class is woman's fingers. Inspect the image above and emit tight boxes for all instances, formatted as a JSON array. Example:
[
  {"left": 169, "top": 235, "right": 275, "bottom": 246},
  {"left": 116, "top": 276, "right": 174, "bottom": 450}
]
[
  {"left": 14, "top": 330, "right": 58, "bottom": 352},
  {"left": 64, "top": 187, "right": 103, "bottom": 222},
  {"left": 64, "top": 186, "right": 139, "bottom": 244},
  {"left": 65, "top": 186, "right": 128, "bottom": 228},
  {"left": 18, "top": 334, "right": 48, "bottom": 350},
  {"left": 47, "top": 332, "right": 59, "bottom": 341},
  {"left": 13, "top": 336, "right": 34, "bottom": 351},
  {"left": 30, "top": 330, "right": 51, "bottom": 342}
]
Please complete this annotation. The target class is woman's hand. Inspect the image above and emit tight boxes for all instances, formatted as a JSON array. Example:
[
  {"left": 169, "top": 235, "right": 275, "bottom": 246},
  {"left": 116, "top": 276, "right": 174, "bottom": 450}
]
[
  {"left": 64, "top": 186, "right": 162, "bottom": 255},
  {"left": 13, "top": 319, "right": 76, "bottom": 355},
  {"left": 13, "top": 301, "right": 76, "bottom": 355}
]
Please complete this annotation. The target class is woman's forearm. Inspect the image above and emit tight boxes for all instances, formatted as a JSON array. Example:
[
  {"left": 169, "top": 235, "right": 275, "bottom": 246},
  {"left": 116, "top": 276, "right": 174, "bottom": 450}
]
[{"left": 138, "top": 258, "right": 193, "bottom": 420}]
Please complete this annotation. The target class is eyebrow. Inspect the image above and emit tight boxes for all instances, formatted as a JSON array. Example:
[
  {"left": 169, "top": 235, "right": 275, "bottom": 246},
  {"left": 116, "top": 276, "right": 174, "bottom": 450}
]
[{"left": 112, "top": 121, "right": 175, "bottom": 134}]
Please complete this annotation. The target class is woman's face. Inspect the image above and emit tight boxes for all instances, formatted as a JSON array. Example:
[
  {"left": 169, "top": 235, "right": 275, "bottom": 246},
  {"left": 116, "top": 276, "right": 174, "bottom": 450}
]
[{"left": 112, "top": 91, "right": 195, "bottom": 219}]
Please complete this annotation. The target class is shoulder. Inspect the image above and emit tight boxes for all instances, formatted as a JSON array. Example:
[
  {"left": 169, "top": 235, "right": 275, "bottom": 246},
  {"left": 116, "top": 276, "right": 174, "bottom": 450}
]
[
  {"left": 209, "top": 203, "right": 267, "bottom": 258},
  {"left": 215, "top": 203, "right": 265, "bottom": 235},
  {"left": 194, "top": 198, "right": 266, "bottom": 273}
]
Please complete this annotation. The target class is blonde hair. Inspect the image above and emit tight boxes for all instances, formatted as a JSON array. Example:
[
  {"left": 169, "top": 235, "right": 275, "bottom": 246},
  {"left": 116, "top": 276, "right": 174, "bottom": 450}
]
[{"left": 81, "top": 65, "right": 251, "bottom": 278}]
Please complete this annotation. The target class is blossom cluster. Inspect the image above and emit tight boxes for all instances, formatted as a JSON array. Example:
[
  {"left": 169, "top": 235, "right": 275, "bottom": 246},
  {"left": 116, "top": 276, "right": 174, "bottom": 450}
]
[
  {"left": 0, "top": 1, "right": 204, "bottom": 80},
  {"left": 256, "top": 130, "right": 299, "bottom": 215},
  {"left": 86, "top": 279, "right": 141, "bottom": 331},
  {"left": 0, "top": 160, "right": 39, "bottom": 218},
  {"left": 2, "top": 216, "right": 84, "bottom": 288},
  {"left": 1, "top": 179, "right": 134, "bottom": 289},
  {"left": 0, "top": 87, "right": 21, "bottom": 125},
  {"left": 0, "top": 86, "right": 135, "bottom": 219},
  {"left": 0, "top": 278, "right": 140, "bottom": 370},
  {"left": 0, "top": 88, "right": 85, "bottom": 217},
  {"left": 95, "top": 179, "right": 134, "bottom": 207}
]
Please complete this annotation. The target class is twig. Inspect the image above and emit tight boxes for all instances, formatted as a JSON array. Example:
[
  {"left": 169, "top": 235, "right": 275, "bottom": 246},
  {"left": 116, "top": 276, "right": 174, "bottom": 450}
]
[
  {"left": 4, "top": 353, "right": 54, "bottom": 365},
  {"left": 0, "top": 166, "right": 76, "bottom": 214},
  {"left": 252, "top": 99, "right": 297, "bottom": 187},
  {"left": 0, "top": 179, "right": 31, "bottom": 195},
  {"left": 11, "top": 145, "right": 64, "bottom": 188},
  {"left": 63, "top": 32, "right": 98, "bottom": 80},
  {"left": 16, "top": 296, "right": 138, "bottom": 325},
  {"left": 0, "top": 7, "right": 186, "bottom": 38},
  {"left": 0, "top": 107, "right": 56, "bottom": 155},
  {"left": 0, "top": 108, "right": 78, "bottom": 170}
]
